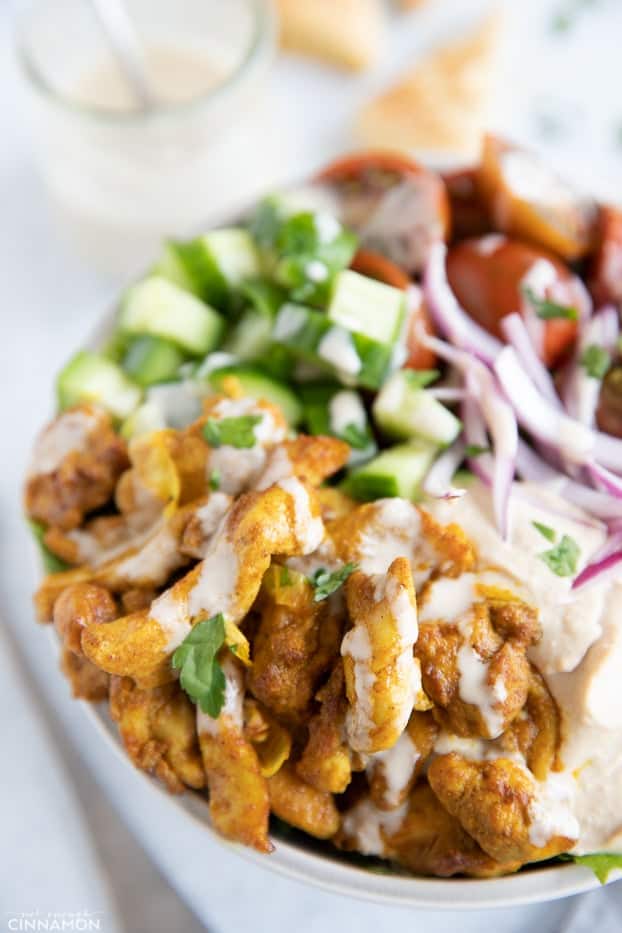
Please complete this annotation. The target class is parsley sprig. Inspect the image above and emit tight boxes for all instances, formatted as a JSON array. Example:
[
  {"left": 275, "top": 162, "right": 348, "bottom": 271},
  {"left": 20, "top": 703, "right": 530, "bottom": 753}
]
[
  {"left": 523, "top": 285, "right": 578, "bottom": 321},
  {"left": 309, "top": 563, "right": 358, "bottom": 602},
  {"left": 339, "top": 422, "right": 369, "bottom": 450},
  {"left": 559, "top": 852, "right": 622, "bottom": 884},
  {"left": 172, "top": 614, "right": 230, "bottom": 717},
  {"left": 539, "top": 533, "right": 581, "bottom": 577},
  {"left": 203, "top": 415, "right": 262, "bottom": 449},
  {"left": 532, "top": 521, "right": 556, "bottom": 542}
]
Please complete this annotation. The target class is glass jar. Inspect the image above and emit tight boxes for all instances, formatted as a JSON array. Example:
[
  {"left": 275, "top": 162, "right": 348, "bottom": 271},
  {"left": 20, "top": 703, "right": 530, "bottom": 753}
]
[{"left": 15, "top": 0, "right": 281, "bottom": 277}]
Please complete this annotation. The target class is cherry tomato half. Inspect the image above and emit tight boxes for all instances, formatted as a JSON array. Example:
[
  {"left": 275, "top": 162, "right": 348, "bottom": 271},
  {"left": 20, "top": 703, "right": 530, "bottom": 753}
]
[
  {"left": 589, "top": 204, "right": 622, "bottom": 309},
  {"left": 477, "top": 134, "right": 598, "bottom": 262},
  {"left": 316, "top": 151, "right": 450, "bottom": 274},
  {"left": 446, "top": 236, "right": 580, "bottom": 368},
  {"left": 350, "top": 248, "right": 437, "bottom": 370}
]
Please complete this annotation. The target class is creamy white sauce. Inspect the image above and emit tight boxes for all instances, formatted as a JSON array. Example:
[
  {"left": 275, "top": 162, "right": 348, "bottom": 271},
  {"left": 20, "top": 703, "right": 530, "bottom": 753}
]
[
  {"left": 318, "top": 328, "right": 362, "bottom": 376},
  {"left": 150, "top": 588, "right": 192, "bottom": 653},
  {"left": 367, "top": 728, "right": 420, "bottom": 808},
  {"left": 113, "top": 525, "right": 184, "bottom": 585},
  {"left": 255, "top": 446, "right": 293, "bottom": 490},
  {"left": 456, "top": 641, "right": 505, "bottom": 738},
  {"left": 209, "top": 445, "right": 267, "bottom": 496},
  {"left": 419, "top": 574, "right": 477, "bottom": 623},
  {"left": 341, "top": 623, "right": 376, "bottom": 751},
  {"left": 187, "top": 528, "right": 239, "bottom": 621},
  {"left": 211, "top": 396, "right": 284, "bottom": 446},
  {"left": 196, "top": 656, "right": 244, "bottom": 736},
  {"left": 329, "top": 390, "right": 367, "bottom": 437},
  {"left": 528, "top": 772, "right": 579, "bottom": 849},
  {"left": 30, "top": 409, "right": 97, "bottom": 475},
  {"left": 357, "top": 499, "right": 421, "bottom": 574},
  {"left": 305, "top": 259, "right": 328, "bottom": 282},
  {"left": 194, "top": 492, "right": 232, "bottom": 540},
  {"left": 273, "top": 304, "right": 308, "bottom": 341},
  {"left": 314, "top": 212, "right": 341, "bottom": 244},
  {"left": 277, "top": 476, "right": 324, "bottom": 553},
  {"left": 341, "top": 798, "right": 409, "bottom": 856}
]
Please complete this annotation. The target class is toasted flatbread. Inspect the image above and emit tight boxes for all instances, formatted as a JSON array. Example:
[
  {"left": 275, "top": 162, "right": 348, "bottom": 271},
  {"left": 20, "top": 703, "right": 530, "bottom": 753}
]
[
  {"left": 356, "top": 11, "right": 503, "bottom": 156},
  {"left": 275, "top": 0, "right": 384, "bottom": 72},
  {"left": 398, "top": 0, "right": 432, "bottom": 9}
]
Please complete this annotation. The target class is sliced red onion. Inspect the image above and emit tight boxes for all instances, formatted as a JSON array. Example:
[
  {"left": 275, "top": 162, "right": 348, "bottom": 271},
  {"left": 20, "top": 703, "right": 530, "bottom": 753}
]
[
  {"left": 423, "top": 242, "right": 502, "bottom": 364},
  {"left": 562, "top": 307, "right": 619, "bottom": 427},
  {"left": 462, "top": 397, "right": 493, "bottom": 487},
  {"left": 495, "top": 346, "right": 622, "bottom": 472},
  {"left": 572, "top": 547, "right": 622, "bottom": 592},
  {"left": 500, "top": 313, "right": 561, "bottom": 409},
  {"left": 428, "top": 386, "right": 469, "bottom": 402},
  {"left": 516, "top": 439, "right": 622, "bottom": 520},
  {"left": 423, "top": 440, "right": 467, "bottom": 499},
  {"left": 586, "top": 461, "right": 622, "bottom": 499}
]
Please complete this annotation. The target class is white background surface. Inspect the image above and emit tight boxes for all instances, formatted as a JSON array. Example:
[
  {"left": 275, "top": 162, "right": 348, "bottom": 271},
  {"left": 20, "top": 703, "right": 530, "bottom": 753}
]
[{"left": 2, "top": 1, "right": 622, "bottom": 931}]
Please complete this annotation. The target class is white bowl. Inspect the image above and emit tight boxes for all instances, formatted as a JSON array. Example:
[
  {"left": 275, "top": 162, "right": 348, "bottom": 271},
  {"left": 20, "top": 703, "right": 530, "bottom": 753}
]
[{"left": 40, "top": 229, "right": 619, "bottom": 912}]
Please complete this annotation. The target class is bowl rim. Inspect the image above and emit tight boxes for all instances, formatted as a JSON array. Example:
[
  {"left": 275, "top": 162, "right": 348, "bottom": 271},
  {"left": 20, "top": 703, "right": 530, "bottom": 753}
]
[{"left": 37, "top": 207, "right": 622, "bottom": 910}]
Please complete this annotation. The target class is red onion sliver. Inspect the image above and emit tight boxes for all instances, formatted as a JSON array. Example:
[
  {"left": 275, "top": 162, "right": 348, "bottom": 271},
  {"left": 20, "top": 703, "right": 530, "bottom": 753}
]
[
  {"left": 428, "top": 387, "right": 469, "bottom": 402},
  {"left": 572, "top": 548, "right": 622, "bottom": 592},
  {"left": 423, "top": 242, "right": 502, "bottom": 364},
  {"left": 587, "top": 461, "right": 622, "bottom": 499},
  {"left": 562, "top": 307, "right": 619, "bottom": 427},
  {"left": 462, "top": 398, "right": 493, "bottom": 487},
  {"left": 501, "top": 313, "right": 561, "bottom": 408},
  {"left": 423, "top": 439, "right": 467, "bottom": 499}
]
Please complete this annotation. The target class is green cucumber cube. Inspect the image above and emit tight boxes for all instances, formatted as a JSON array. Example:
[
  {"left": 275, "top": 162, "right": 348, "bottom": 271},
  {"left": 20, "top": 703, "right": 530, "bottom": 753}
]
[
  {"left": 373, "top": 371, "right": 462, "bottom": 446},
  {"left": 327, "top": 269, "right": 406, "bottom": 345}
]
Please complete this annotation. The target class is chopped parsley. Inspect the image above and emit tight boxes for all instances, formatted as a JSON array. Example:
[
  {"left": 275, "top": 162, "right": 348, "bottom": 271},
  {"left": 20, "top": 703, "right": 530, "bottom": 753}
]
[
  {"left": 309, "top": 562, "right": 358, "bottom": 602},
  {"left": 209, "top": 469, "right": 221, "bottom": 491},
  {"left": 279, "top": 566, "right": 292, "bottom": 586},
  {"left": 403, "top": 369, "right": 440, "bottom": 390},
  {"left": 465, "top": 444, "right": 490, "bottom": 458},
  {"left": 339, "top": 422, "right": 369, "bottom": 450},
  {"left": 559, "top": 852, "right": 622, "bottom": 884},
  {"left": 581, "top": 344, "right": 611, "bottom": 380},
  {"left": 539, "top": 534, "right": 581, "bottom": 577},
  {"left": 172, "top": 614, "right": 228, "bottom": 717},
  {"left": 523, "top": 286, "right": 578, "bottom": 321},
  {"left": 203, "top": 415, "right": 262, "bottom": 449},
  {"left": 532, "top": 521, "right": 557, "bottom": 542}
]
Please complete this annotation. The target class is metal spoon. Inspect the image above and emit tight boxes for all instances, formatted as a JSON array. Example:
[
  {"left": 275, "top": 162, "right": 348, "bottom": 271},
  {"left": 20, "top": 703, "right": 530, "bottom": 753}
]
[{"left": 87, "top": 0, "right": 157, "bottom": 109}]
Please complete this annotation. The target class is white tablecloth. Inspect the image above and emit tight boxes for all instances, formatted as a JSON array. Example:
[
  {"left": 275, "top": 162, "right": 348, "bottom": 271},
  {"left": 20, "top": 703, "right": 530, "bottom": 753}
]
[{"left": 2, "top": 2, "right": 622, "bottom": 930}]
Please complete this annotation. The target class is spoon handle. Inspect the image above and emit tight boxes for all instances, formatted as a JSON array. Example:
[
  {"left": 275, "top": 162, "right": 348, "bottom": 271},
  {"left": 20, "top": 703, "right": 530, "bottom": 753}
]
[{"left": 87, "top": 0, "right": 156, "bottom": 109}]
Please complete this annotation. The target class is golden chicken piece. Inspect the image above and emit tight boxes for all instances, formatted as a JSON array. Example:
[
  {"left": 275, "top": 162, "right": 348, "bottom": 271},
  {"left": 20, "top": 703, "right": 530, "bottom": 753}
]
[
  {"left": 416, "top": 577, "right": 540, "bottom": 739},
  {"left": 25, "top": 405, "right": 128, "bottom": 531},
  {"left": 197, "top": 657, "right": 272, "bottom": 852},
  {"left": 248, "top": 565, "right": 342, "bottom": 723},
  {"left": 109, "top": 676, "right": 205, "bottom": 794},
  {"left": 82, "top": 481, "right": 325, "bottom": 687},
  {"left": 179, "top": 492, "right": 233, "bottom": 558},
  {"left": 44, "top": 514, "right": 132, "bottom": 566},
  {"left": 318, "top": 486, "right": 358, "bottom": 523},
  {"left": 53, "top": 582, "right": 118, "bottom": 654},
  {"left": 367, "top": 711, "right": 439, "bottom": 811},
  {"left": 60, "top": 649, "right": 109, "bottom": 701},
  {"left": 242, "top": 698, "right": 292, "bottom": 777},
  {"left": 342, "top": 557, "right": 422, "bottom": 754},
  {"left": 387, "top": 784, "right": 519, "bottom": 878},
  {"left": 428, "top": 752, "right": 578, "bottom": 865},
  {"left": 296, "top": 662, "right": 353, "bottom": 794},
  {"left": 499, "top": 667, "right": 561, "bottom": 781},
  {"left": 268, "top": 762, "right": 340, "bottom": 839},
  {"left": 259, "top": 435, "right": 350, "bottom": 489},
  {"left": 331, "top": 498, "right": 475, "bottom": 585}
]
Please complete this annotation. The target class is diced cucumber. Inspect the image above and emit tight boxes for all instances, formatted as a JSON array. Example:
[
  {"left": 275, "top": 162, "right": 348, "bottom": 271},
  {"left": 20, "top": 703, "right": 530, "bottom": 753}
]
[
  {"left": 208, "top": 365, "right": 303, "bottom": 427},
  {"left": 195, "top": 352, "right": 240, "bottom": 380},
  {"left": 151, "top": 242, "right": 201, "bottom": 297},
  {"left": 327, "top": 269, "right": 406, "bottom": 346},
  {"left": 121, "top": 400, "right": 167, "bottom": 439},
  {"left": 301, "top": 383, "right": 377, "bottom": 466},
  {"left": 121, "top": 335, "right": 185, "bottom": 387},
  {"left": 224, "top": 307, "right": 273, "bottom": 360},
  {"left": 57, "top": 351, "right": 141, "bottom": 419},
  {"left": 344, "top": 440, "right": 438, "bottom": 502},
  {"left": 373, "top": 371, "right": 462, "bottom": 446},
  {"left": 166, "top": 229, "right": 261, "bottom": 310},
  {"left": 272, "top": 303, "right": 392, "bottom": 389},
  {"left": 119, "top": 277, "right": 225, "bottom": 355}
]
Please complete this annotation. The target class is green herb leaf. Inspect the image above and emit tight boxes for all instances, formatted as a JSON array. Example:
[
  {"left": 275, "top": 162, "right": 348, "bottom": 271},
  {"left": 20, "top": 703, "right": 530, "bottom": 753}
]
[
  {"left": 523, "top": 286, "right": 578, "bottom": 321},
  {"left": 339, "top": 422, "right": 370, "bottom": 450},
  {"left": 203, "top": 415, "right": 262, "bottom": 449},
  {"left": 172, "top": 614, "right": 227, "bottom": 717},
  {"left": 28, "top": 519, "right": 71, "bottom": 574},
  {"left": 465, "top": 444, "right": 490, "bottom": 458},
  {"left": 209, "top": 469, "right": 221, "bottom": 491},
  {"left": 280, "top": 566, "right": 292, "bottom": 586},
  {"left": 309, "top": 562, "right": 358, "bottom": 602},
  {"left": 581, "top": 344, "right": 611, "bottom": 380},
  {"left": 403, "top": 369, "right": 440, "bottom": 390},
  {"left": 539, "top": 534, "right": 580, "bottom": 577},
  {"left": 532, "top": 521, "right": 557, "bottom": 542},
  {"left": 559, "top": 852, "right": 622, "bottom": 884}
]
